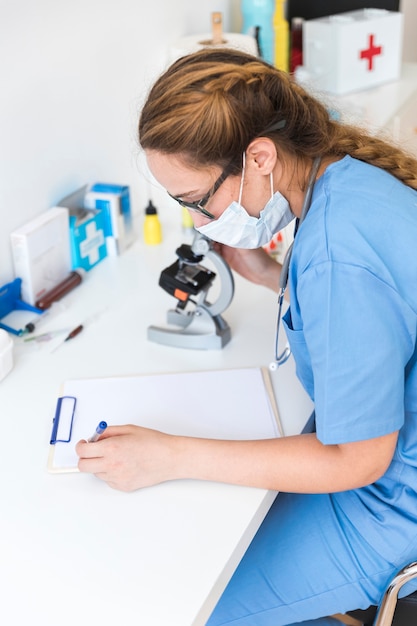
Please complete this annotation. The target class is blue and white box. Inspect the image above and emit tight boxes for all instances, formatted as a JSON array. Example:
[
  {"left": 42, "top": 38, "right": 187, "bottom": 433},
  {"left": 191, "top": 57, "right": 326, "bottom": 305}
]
[
  {"left": 69, "top": 208, "right": 107, "bottom": 272},
  {"left": 57, "top": 186, "right": 107, "bottom": 272},
  {"left": 84, "top": 183, "right": 133, "bottom": 256}
]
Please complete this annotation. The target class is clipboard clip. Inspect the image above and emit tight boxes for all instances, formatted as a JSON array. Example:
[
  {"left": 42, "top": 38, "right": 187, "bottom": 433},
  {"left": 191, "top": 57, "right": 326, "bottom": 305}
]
[{"left": 50, "top": 396, "right": 77, "bottom": 444}]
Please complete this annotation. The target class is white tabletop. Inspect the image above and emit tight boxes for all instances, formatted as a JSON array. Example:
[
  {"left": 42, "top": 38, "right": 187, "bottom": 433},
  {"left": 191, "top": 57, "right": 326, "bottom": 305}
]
[{"left": 0, "top": 220, "right": 311, "bottom": 626}]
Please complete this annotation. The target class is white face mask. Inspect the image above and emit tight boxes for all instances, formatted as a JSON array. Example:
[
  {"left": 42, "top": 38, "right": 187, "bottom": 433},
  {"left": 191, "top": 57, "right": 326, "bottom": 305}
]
[{"left": 195, "top": 154, "right": 294, "bottom": 248}]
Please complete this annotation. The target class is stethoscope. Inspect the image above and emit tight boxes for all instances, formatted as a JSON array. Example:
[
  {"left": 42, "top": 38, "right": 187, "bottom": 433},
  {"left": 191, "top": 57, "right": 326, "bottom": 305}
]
[{"left": 269, "top": 157, "right": 322, "bottom": 371}]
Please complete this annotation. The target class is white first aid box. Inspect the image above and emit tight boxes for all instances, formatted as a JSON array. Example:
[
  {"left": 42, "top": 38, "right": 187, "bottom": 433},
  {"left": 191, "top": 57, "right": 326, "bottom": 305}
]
[
  {"left": 303, "top": 8, "right": 404, "bottom": 95},
  {"left": 10, "top": 207, "right": 72, "bottom": 305}
]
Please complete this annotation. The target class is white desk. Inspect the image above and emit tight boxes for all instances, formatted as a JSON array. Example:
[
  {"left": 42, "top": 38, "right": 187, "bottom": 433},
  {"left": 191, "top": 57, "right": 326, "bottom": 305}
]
[{"left": 0, "top": 219, "right": 311, "bottom": 626}]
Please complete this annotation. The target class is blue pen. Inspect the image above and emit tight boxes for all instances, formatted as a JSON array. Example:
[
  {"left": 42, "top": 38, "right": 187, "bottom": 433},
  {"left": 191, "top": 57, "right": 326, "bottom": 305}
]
[{"left": 88, "top": 421, "right": 107, "bottom": 442}]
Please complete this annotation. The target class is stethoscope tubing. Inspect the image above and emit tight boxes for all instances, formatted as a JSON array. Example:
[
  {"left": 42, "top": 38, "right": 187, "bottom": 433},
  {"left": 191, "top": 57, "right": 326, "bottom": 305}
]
[{"left": 270, "top": 157, "right": 322, "bottom": 370}]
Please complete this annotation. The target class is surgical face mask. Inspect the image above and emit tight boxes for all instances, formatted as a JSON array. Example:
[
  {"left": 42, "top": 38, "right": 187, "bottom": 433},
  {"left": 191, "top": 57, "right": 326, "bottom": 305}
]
[{"left": 195, "top": 154, "right": 294, "bottom": 249}]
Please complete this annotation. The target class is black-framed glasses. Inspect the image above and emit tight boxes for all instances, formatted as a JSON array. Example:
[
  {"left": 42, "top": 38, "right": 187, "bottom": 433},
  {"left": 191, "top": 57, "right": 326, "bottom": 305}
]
[{"left": 167, "top": 161, "right": 236, "bottom": 220}]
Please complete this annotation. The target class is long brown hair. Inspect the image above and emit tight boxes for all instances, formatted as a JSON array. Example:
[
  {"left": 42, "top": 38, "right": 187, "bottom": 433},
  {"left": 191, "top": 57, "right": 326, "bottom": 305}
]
[{"left": 138, "top": 47, "right": 417, "bottom": 190}]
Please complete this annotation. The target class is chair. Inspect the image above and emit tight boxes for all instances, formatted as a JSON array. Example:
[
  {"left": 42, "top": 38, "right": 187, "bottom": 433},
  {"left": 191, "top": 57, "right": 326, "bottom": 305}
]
[{"left": 346, "top": 561, "right": 417, "bottom": 625}]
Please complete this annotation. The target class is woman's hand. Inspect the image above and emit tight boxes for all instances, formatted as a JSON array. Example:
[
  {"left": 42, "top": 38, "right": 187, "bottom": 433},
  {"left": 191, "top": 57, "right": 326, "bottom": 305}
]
[
  {"left": 76, "top": 425, "right": 178, "bottom": 492},
  {"left": 215, "top": 244, "right": 282, "bottom": 292}
]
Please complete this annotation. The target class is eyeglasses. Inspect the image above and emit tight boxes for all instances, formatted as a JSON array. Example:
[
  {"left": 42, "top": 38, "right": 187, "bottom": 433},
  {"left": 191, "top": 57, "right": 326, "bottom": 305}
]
[{"left": 168, "top": 161, "right": 236, "bottom": 220}]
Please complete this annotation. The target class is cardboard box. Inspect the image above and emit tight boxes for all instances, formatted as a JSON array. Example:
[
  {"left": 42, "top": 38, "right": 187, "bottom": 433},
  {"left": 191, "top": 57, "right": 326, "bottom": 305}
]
[
  {"left": 56, "top": 185, "right": 107, "bottom": 272},
  {"left": 303, "top": 8, "right": 403, "bottom": 95},
  {"left": 69, "top": 208, "right": 107, "bottom": 272},
  {"left": 84, "top": 183, "right": 133, "bottom": 255},
  {"left": 10, "top": 207, "right": 72, "bottom": 305}
]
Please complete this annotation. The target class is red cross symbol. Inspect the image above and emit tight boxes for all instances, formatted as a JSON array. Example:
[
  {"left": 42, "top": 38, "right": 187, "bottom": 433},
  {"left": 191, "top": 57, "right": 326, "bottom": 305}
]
[{"left": 359, "top": 34, "right": 383, "bottom": 71}]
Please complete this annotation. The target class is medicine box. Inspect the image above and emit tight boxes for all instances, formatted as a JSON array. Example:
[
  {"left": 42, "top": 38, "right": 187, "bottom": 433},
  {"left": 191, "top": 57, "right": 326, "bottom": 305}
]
[
  {"left": 84, "top": 183, "right": 133, "bottom": 256},
  {"left": 57, "top": 185, "right": 107, "bottom": 272},
  {"left": 68, "top": 208, "right": 107, "bottom": 272},
  {"left": 303, "top": 8, "right": 403, "bottom": 95},
  {"left": 10, "top": 207, "right": 72, "bottom": 306}
]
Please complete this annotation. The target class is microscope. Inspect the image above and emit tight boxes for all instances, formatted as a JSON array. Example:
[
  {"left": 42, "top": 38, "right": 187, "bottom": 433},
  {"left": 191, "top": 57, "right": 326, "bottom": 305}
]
[{"left": 147, "top": 232, "right": 234, "bottom": 350}]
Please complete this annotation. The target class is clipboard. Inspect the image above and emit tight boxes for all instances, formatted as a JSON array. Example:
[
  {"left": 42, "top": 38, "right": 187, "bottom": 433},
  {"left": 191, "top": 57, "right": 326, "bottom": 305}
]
[{"left": 47, "top": 367, "right": 283, "bottom": 473}]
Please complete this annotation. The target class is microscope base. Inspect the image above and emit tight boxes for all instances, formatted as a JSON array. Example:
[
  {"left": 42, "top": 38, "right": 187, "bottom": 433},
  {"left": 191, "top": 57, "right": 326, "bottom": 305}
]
[{"left": 147, "top": 310, "right": 231, "bottom": 350}]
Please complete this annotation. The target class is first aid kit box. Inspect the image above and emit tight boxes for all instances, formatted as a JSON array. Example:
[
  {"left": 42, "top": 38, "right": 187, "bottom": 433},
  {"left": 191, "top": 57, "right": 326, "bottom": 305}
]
[{"left": 303, "top": 8, "right": 403, "bottom": 95}]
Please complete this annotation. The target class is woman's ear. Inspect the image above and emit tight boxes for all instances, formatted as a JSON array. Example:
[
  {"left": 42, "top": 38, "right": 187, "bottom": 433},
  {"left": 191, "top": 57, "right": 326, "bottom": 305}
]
[{"left": 246, "top": 138, "right": 277, "bottom": 175}]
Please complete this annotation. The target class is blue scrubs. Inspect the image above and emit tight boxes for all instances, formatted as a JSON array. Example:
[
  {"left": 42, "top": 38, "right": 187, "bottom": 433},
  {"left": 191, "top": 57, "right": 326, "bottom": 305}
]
[{"left": 207, "top": 156, "right": 417, "bottom": 625}]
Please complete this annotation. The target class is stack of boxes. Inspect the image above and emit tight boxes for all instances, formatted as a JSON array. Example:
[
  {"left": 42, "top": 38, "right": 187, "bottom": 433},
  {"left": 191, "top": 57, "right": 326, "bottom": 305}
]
[{"left": 9, "top": 183, "right": 134, "bottom": 308}]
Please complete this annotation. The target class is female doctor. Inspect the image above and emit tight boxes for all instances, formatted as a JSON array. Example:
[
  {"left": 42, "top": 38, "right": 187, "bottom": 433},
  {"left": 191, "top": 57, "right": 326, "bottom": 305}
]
[{"left": 76, "top": 48, "right": 417, "bottom": 626}]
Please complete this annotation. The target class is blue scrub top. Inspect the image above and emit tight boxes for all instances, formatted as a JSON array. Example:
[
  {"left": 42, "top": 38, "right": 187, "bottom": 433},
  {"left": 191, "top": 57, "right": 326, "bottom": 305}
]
[{"left": 283, "top": 155, "right": 417, "bottom": 561}]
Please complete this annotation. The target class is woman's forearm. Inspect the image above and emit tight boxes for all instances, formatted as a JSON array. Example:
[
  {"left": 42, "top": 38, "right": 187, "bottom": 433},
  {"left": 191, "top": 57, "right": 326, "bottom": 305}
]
[
  {"left": 172, "top": 431, "right": 398, "bottom": 493},
  {"left": 218, "top": 245, "right": 283, "bottom": 293}
]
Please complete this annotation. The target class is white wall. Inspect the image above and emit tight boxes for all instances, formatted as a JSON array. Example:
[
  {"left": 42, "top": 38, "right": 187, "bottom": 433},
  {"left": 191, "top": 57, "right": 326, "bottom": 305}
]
[
  {"left": 1, "top": 0, "right": 416, "bottom": 287},
  {"left": 0, "top": 0, "right": 232, "bottom": 285},
  {"left": 400, "top": 0, "right": 417, "bottom": 62}
]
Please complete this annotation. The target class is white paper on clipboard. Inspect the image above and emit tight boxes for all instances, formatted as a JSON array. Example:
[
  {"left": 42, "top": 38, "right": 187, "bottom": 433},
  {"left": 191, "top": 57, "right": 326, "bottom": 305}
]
[{"left": 48, "top": 367, "right": 282, "bottom": 473}]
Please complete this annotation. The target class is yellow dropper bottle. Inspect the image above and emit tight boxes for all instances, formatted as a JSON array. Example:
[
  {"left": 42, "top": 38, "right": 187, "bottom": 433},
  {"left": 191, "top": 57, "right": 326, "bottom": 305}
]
[
  {"left": 273, "top": 0, "right": 289, "bottom": 72},
  {"left": 143, "top": 200, "right": 162, "bottom": 245}
]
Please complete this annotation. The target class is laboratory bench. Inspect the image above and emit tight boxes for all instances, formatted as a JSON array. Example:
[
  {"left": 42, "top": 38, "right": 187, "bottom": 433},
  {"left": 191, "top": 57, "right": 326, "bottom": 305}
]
[{"left": 0, "top": 218, "right": 312, "bottom": 626}]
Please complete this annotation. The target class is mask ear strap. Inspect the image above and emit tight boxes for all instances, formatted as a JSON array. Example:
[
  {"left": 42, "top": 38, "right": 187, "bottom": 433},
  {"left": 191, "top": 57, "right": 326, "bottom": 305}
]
[{"left": 238, "top": 152, "right": 246, "bottom": 204}]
